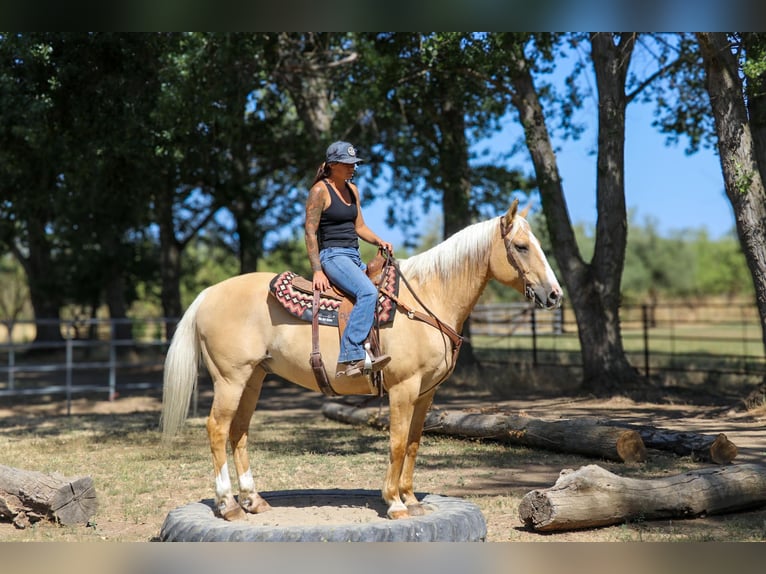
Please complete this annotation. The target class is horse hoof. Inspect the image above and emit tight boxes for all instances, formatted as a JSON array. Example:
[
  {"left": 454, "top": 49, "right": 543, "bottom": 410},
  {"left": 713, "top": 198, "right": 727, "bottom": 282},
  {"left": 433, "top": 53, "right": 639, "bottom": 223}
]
[
  {"left": 240, "top": 495, "right": 272, "bottom": 514},
  {"left": 407, "top": 503, "right": 426, "bottom": 517},
  {"left": 387, "top": 509, "right": 410, "bottom": 520},
  {"left": 222, "top": 505, "right": 247, "bottom": 521},
  {"left": 252, "top": 499, "right": 272, "bottom": 514}
]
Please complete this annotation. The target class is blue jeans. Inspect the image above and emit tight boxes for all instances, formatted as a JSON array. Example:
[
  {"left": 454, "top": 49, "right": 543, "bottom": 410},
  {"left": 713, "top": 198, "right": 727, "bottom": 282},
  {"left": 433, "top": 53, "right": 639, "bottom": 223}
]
[{"left": 320, "top": 247, "right": 378, "bottom": 363}]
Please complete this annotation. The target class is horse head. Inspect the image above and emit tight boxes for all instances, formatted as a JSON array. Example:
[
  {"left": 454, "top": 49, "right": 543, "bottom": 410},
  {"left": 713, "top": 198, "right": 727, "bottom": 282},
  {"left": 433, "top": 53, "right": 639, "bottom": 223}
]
[{"left": 491, "top": 199, "right": 563, "bottom": 310}]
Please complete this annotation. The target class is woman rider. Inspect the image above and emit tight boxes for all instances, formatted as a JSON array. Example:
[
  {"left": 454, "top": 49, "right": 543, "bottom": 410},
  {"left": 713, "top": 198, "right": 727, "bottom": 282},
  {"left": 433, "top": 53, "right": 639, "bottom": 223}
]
[{"left": 304, "top": 141, "right": 393, "bottom": 378}]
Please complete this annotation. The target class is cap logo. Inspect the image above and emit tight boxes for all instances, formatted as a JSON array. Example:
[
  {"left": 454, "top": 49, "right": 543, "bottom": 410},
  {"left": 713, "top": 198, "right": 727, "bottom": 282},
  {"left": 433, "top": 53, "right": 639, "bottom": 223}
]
[{"left": 347, "top": 146, "right": 356, "bottom": 157}]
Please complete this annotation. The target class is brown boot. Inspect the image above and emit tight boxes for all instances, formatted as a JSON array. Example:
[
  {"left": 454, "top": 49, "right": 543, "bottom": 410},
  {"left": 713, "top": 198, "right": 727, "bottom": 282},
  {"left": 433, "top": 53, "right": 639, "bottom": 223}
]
[{"left": 336, "top": 354, "right": 391, "bottom": 378}]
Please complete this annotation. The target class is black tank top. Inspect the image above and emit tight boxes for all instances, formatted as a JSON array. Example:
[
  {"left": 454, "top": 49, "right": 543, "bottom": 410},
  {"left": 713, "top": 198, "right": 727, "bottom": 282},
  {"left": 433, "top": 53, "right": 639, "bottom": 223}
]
[{"left": 318, "top": 181, "right": 359, "bottom": 250}]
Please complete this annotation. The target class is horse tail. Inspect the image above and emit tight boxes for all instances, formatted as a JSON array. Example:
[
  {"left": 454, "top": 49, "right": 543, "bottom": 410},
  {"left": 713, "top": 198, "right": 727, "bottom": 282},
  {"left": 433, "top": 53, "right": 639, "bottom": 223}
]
[{"left": 160, "top": 289, "right": 207, "bottom": 442}]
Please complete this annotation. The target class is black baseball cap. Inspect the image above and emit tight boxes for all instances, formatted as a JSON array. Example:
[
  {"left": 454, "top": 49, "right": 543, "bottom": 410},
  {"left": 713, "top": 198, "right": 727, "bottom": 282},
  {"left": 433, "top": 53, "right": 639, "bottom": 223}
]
[{"left": 326, "top": 141, "right": 364, "bottom": 164}]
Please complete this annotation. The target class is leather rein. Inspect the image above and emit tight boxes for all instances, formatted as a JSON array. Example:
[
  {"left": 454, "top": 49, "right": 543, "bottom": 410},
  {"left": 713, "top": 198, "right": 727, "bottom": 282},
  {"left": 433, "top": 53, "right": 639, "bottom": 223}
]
[{"left": 376, "top": 251, "right": 464, "bottom": 392}]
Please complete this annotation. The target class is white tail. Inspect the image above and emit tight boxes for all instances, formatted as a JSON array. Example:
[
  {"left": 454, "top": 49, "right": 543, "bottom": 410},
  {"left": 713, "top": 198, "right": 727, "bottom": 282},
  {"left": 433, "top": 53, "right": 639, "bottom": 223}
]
[{"left": 160, "top": 289, "right": 207, "bottom": 441}]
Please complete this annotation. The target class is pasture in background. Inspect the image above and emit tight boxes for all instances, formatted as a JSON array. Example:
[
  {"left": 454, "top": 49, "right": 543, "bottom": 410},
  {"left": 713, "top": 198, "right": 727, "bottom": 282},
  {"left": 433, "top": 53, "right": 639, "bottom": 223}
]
[{"left": 2, "top": 298, "right": 764, "bottom": 409}]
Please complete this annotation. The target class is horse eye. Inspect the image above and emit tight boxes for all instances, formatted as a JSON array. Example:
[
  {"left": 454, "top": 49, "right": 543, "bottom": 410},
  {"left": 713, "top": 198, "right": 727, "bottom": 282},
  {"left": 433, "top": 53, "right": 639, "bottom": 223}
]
[{"left": 514, "top": 243, "right": 529, "bottom": 252}]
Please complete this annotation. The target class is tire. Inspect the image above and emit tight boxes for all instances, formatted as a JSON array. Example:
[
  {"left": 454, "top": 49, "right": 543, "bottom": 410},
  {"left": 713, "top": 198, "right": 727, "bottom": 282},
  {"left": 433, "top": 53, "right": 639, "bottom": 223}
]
[{"left": 159, "top": 489, "right": 486, "bottom": 542}]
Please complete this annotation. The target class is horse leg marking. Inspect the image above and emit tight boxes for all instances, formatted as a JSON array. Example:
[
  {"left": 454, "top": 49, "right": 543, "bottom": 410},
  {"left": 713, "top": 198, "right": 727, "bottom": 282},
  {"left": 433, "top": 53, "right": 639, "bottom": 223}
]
[
  {"left": 213, "top": 462, "right": 245, "bottom": 520},
  {"left": 215, "top": 462, "right": 232, "bottom": 499},
  {"left": 238, "top": 468, "right": 254, "bottom": 492}
]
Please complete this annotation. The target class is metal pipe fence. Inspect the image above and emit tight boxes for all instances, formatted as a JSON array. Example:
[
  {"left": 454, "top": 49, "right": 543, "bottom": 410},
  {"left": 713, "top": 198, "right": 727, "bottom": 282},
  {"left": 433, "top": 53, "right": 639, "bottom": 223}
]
[
  {"left": 470, "top": 300, "right": 766, "bottom": 379},
  {"left": 0, "top": 317, "right": 173, "bottom": 415},
  {"left": 2, "top": 301, "right": 764, "bottom": 413}
]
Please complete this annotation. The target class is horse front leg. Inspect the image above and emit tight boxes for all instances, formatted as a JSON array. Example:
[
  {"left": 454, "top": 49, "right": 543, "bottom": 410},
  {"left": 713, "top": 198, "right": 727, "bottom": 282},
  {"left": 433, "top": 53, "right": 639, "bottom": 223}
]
[
  {"left": 383, "top": 380, "right": 419, "bottom": 519},
  {"left": 229, "top": 371, "right": 272, "bottom": 515},
  {"left": 398, "top": 390, "right": 436, "bottom": 517}
]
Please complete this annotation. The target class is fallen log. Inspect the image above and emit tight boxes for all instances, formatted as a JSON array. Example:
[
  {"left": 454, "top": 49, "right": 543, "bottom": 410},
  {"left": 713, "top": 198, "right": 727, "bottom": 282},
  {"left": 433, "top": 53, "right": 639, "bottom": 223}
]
[
  {"left": 322, "top": 402, "right": 647, "bottom": 463},
  {"left": 597, "top": 420, "right": 738, "bottom": 464},
  {"left": 0, "top": 464, "right": 98, "bottom": 527},
  {"left": 518, "top": 463, "right": 766, "bottom": 532}
]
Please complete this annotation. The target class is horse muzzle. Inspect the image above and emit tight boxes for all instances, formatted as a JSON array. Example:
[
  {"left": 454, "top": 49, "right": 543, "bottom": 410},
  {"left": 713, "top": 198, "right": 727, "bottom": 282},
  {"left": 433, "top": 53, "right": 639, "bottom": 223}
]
[{"left": 527, "top": 284, "right": 563, "bottom": 310}]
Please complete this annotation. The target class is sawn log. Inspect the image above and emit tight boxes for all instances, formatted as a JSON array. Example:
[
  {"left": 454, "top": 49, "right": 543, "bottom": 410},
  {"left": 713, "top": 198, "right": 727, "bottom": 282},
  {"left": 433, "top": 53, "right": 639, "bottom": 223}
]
[
  {"left": 599, "top": 420, "right": 738, "bottom": 464},
  {"left": 0, "top": 464, "right": 98, "bottom": 527},
  {"left": 322, "top": 402, "right": 647, "bottom": 463},
  {"left": 518, "top": 463, "right": 766, "bottom": 532}
]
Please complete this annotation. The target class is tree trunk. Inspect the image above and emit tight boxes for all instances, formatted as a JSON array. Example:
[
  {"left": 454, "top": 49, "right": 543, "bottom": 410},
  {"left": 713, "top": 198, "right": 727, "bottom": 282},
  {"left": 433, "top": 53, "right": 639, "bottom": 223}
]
[
  {"left": 518, "top": 463, "right": 766, "bottom": 532},
  {"left": 157, "top": 189, "right": 183, "bottom": 339},
  {"left": 697, "top": 33, "right": 766, "bottom": 409},
  {"left": 507, "top": 34, "right": 642, "bottom": 395},
  {"left": 438, "top": 96, "right": 478, "bottom": 367},
  {"left": 104, "top": 271, "right": 132, "bottom": 343},
  {"left": 0, "top": 464, "right": 98, "bottom": 528},
  {"left": 21, "top": 216, "right": 64, "bottom": 343},
  {"left": 322, "top": 403, "right": 647, "bottom": 463}
]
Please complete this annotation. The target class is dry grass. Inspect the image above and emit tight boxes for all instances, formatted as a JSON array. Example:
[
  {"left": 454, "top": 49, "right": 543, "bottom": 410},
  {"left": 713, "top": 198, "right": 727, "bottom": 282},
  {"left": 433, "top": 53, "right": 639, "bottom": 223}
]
[{"left": 1, "top": 373, "right": 766, "bottom": 542}]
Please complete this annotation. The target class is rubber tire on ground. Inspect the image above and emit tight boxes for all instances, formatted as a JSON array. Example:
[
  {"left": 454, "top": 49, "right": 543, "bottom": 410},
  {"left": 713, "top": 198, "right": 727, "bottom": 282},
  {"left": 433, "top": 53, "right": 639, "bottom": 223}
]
[{"left": 159, "top": 489, "right": 486, "bottom": 542}]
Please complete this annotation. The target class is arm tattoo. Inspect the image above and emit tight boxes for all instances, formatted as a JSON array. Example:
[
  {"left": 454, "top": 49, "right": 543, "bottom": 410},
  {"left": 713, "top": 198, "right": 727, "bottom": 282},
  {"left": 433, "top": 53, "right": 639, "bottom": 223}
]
[{"left": 305, "top": 188, "right": 325, "bottom": 272}]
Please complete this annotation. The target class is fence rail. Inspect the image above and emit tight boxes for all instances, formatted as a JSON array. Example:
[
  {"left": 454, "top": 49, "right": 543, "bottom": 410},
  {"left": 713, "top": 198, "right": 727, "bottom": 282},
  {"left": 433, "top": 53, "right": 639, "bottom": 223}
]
[
  {"left": 470, "top": 300, "right": 766, "bottom": 378},
  {"left": 2, "top": 301, "right": 764, "bottom": 411},
  {"left": 0, "top": 318, "right": 173, "bottom": 414}
]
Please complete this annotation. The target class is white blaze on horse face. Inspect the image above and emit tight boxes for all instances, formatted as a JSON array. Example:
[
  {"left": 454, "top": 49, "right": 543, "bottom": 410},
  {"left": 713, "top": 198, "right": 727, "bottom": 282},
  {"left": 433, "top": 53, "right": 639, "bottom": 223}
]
[
  {"left": 215, "top": 462, "right": 232, "bottom": 499},
  {"left": 529, "top": 229, "right": 562, "bottom": 298}
]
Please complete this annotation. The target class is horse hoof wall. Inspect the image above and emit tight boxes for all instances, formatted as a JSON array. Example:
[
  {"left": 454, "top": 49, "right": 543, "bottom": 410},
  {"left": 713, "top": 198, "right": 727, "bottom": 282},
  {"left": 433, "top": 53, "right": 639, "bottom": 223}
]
[
  {"left": 241, "top": 495, "right": 272, "bottom": 514},
  {"left": 252, "top": 500, "right": 272, "bottom": 514},
  {"left": 407, "top": 504, "right": 426, "bottom": 517},
  {"left": 387, "top": 509, "right": 410, "bottom": 520},
  {"left": 222, "top": 505, "right": 247, "bottom": 521}
]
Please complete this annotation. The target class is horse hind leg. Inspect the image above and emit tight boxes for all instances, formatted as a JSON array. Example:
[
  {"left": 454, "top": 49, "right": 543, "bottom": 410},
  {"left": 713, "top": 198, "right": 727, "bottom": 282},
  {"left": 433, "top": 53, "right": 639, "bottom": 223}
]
[
  {"left": 205, "top": 351, "right": 267, "bottom": 521},
  {"left": 206, "top": 394, "right": 246, "bottom": 521},
  {"left": 229, "top": 368, "right": 272, "bottom": 515}
]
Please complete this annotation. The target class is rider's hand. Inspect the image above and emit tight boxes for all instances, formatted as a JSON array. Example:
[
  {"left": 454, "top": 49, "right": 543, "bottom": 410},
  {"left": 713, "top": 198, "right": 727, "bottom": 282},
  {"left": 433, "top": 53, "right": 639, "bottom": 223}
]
[{"left": 312, "top": 269, "right": 330, "bottom": 292}]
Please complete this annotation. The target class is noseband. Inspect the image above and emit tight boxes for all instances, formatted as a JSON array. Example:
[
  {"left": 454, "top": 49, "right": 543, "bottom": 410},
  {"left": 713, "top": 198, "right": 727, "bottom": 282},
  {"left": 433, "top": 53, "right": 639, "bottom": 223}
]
[{"left": 500, "top": 216, "right": 533, "bottom": 301}]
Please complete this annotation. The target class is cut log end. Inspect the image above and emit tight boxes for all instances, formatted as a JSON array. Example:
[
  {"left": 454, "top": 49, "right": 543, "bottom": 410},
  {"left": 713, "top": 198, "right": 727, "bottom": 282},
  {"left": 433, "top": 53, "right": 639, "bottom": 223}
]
[
  {"left": 0, "top": 464, "right": 98, "bottom": 527},
  {"left": 616, "top": 430, "right": 647, "bottom": 463},
  {"left": 707, "top": 433, "right": 738, "bottom": 465},
  {"left": 51, "top": 476, "right": 98, "bottom": 525},
  {"left": 518, "top": 491, "right": 554, "bottom": 530}
]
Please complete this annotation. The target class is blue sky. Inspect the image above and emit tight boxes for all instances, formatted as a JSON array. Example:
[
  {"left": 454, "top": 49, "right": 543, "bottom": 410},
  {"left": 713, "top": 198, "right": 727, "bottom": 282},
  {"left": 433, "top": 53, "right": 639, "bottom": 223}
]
[{"left": 363, "top": 94, "right": 733, "bottom": 250}]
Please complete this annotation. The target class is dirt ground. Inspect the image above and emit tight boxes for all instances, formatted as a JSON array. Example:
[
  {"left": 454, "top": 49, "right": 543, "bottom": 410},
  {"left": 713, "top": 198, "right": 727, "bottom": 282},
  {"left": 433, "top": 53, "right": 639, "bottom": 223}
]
[{"left": 1, "top": 375, "right": 766, "bottom": 542}]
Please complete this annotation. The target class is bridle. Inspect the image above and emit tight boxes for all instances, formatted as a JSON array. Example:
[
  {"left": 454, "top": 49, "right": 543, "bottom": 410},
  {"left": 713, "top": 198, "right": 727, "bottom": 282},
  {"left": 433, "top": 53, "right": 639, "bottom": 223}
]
[{"left": 500, "top": 215, "right": 536, "bottom": 304}]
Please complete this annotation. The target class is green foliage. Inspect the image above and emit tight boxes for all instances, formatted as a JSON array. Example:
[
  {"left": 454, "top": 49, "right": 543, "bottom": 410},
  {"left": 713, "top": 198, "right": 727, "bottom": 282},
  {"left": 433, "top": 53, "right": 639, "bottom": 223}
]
[
  {"left": 345, "top": 33, "right": 535, "bottom": 245},
  {"left": 180, "top": 239, "right": 240, "bottom": 308},
  {"left": 0, "top": 32, "right": 759, "bottom": 337}
]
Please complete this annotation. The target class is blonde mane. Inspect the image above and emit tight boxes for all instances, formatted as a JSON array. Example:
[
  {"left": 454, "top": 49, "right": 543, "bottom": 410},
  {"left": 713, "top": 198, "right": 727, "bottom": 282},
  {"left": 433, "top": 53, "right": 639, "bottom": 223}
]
[{"left": 398, "top": 217, "right": 500, "bottom": 284}]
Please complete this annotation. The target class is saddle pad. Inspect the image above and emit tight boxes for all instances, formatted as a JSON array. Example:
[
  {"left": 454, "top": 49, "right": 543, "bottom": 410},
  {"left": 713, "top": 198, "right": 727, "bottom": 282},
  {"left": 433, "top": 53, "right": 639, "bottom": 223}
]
[{"left": 269, "top": 266, "right": 399, "bottom": 327}]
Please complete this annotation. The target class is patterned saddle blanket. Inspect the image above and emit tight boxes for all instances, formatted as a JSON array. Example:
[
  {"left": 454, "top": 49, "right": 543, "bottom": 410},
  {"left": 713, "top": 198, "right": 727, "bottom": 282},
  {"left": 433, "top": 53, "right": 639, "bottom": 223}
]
[{"left": 268, "top": 263, "right": 399, "bottom": 327}]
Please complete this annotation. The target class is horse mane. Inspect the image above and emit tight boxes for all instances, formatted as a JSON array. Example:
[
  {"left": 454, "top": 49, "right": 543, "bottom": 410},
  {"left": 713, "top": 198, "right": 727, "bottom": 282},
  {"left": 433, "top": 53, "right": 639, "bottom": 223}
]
[{"left": 398, "top": 217, "right": 499, "bottom": 284}]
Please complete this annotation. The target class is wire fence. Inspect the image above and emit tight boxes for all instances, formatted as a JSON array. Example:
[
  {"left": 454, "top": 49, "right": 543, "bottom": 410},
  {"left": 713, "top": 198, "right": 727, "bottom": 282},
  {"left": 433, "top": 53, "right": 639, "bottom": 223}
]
[{"left": 2, "top": 301, "right": 764, "bottom": 412}]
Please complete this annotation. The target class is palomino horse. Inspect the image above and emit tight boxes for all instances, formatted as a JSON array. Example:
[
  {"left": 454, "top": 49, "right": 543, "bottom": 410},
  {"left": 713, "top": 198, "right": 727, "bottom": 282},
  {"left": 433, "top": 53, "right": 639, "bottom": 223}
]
[{"left": 160, "top": 200, "right": 562, "bottom": 520}]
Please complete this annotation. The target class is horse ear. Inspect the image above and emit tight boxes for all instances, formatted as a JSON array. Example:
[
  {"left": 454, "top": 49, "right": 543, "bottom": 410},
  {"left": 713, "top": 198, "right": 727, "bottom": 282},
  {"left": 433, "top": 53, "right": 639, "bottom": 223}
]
[
  {"left": 502, "top": 199, "right": 519, "bottom": 235},
  {"left": 507, "top": 198, "right": 519, "bottom": 220},
  {"left": 520, "top": 203, "right": 532, "bottom": 219}
]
